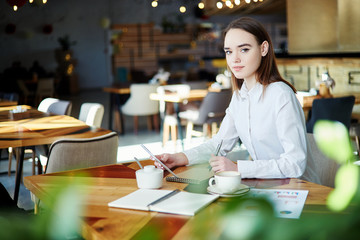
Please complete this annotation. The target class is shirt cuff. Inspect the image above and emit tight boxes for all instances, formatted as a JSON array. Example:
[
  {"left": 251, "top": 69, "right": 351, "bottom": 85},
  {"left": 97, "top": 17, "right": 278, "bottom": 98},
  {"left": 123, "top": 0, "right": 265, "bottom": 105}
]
[{"left": 237, "top": 160, "right": 254, "bottom": 178}]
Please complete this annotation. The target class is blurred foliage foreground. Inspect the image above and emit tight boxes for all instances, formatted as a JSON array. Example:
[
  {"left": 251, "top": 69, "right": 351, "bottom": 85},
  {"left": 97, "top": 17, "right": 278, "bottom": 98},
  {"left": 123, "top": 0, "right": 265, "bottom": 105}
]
[{"left": 1, "top": 121, "right": 360, "bottom": 240}]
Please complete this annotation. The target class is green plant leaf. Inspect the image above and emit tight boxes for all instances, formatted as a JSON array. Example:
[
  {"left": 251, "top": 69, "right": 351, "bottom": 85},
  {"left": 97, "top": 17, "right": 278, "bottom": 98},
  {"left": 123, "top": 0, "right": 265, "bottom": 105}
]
[
  {"left": 313, "top": 120, "right": 354, "bottom": 164},
  {"left": 327, "top": 164, "right": 359, "bottom": 211}
]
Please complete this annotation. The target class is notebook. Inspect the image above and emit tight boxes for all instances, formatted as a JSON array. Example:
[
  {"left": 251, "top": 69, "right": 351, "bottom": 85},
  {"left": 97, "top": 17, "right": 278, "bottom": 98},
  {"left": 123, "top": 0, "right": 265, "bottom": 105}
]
[
  {"left": 108, "top": 189, "right": 219, "bottom": 216},
  {"left": 166, "top": 164, "right": 214, "bottom": 184}
]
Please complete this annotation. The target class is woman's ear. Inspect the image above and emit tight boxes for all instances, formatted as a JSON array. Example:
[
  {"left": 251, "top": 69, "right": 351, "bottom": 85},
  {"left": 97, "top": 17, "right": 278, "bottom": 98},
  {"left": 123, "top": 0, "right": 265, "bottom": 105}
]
[{"left": 261, "top": 41, "right": 269, "bottom": 57}]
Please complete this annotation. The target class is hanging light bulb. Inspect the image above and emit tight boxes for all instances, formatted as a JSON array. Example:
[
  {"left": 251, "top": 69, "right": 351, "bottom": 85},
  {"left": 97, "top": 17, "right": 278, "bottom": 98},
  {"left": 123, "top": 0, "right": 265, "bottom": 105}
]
[
  {"left": 234, "top": 0, "right": 241, "bottom": 5},
  {"left": 179, "top": 6, "right": 186, "bottom": 13},
  {"left": 225, "top": 0, "right": 232, "bottom": 7},
  {"left": 13, "top": 5, "right": 18, "bottom": 11},
  {"left": 29, "top": 0, "right": 34, "bottom": 3},
  {"left": 43, "top": 0, "right": 47, "bottom": 4},
  {"left": 254, "top": 0, "right": 258, "bottom": 2},
  {"left": 198, "top": 2, "right": 204, "bottom": 9},
  {"left": 245, "top": 0, "right": 251, "bottom": 3},
  {"left": 151, "top": 0, "right": 158, "bottom": 7},
  {"left": 216, "top": 1, "right": 223, "bottom": 9}
]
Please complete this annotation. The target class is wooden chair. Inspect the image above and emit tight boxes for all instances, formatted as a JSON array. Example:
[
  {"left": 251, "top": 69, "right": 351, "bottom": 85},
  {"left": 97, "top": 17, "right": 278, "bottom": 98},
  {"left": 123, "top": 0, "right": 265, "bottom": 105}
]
[{"left": 157, "top": 84, "right": 191, "bottom": 147}]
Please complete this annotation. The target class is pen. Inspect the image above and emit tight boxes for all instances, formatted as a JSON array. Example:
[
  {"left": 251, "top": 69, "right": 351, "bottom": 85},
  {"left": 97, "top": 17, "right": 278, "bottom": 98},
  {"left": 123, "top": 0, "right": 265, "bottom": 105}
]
[
  {"left": 208, "top": 140, "right": 223, "bottom": 171},
  {"left": 146, "top": 189, "right": 180, "bottom": 208},
  {"left": 140, "top": 144, "right": 179, "bottom": 178}
]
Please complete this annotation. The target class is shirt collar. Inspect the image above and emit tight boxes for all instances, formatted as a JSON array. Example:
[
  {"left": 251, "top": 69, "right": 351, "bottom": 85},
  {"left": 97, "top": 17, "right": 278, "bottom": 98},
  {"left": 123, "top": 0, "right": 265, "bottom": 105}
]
[{"left": 239, "top": 82, "right": 264, "bottom": 102}]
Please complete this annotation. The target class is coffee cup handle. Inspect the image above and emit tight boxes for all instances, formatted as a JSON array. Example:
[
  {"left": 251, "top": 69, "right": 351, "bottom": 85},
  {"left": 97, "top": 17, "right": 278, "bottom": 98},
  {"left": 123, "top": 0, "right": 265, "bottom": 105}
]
[{"left": 208, "top": 177, "right": 215, "bottom": 187}]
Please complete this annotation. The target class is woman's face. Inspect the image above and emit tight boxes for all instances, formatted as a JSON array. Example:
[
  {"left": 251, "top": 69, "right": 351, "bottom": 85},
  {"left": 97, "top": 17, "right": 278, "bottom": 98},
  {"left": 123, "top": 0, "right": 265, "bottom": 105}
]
[{"left": 224, "top": 28, "right": 266, "bottom": 82}]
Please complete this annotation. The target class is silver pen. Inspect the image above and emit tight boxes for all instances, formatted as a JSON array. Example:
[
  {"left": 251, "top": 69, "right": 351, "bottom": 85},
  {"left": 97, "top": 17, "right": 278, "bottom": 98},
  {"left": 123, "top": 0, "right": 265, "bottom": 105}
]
[
  {"left": 208, "top": 140, "right": 223, "bottom": 171},
  {"left": 146, "top": 189, "right": 180, "bottom": 208}
]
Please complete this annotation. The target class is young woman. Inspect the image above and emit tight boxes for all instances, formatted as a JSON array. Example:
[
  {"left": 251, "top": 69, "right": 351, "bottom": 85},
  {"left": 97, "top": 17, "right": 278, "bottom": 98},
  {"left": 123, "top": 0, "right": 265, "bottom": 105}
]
[{"left": 155, "top": 17, "right": 319, "bottom": 183}]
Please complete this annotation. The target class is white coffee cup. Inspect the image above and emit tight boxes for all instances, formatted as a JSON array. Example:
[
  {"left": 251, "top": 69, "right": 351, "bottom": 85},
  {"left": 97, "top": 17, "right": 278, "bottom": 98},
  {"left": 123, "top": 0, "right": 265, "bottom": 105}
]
[
  {"left": 208, "top": 171, "right": 242, "bottom": 193},
  {"left": 136, "top": 165, "right": 163, "bottom": 189}
]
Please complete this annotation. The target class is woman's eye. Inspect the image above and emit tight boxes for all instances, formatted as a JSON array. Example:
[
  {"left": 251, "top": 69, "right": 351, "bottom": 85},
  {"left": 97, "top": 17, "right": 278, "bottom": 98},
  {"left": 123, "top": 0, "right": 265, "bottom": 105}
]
[
  {"left": 241, "top": 48, "right": 249, "bottom": 53},
  {"left": 225, "top": 50, "right": 232, "bottom": 55}
]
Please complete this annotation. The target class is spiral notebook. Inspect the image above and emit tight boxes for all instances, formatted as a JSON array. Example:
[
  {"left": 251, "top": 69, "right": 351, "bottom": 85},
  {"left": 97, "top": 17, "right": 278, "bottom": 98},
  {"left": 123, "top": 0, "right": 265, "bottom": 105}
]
[
  {"left": 166, "top": 164, "right": 214, "bottom": 184},
  {"left": 108, "top": 189, "right": 218, "bottom": 216}
]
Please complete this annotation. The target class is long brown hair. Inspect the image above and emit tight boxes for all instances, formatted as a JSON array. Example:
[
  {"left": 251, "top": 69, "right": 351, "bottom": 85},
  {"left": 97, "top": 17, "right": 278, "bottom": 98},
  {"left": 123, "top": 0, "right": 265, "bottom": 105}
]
[{"left": 223, "top": 17, "right": 296, "bottom": 93}]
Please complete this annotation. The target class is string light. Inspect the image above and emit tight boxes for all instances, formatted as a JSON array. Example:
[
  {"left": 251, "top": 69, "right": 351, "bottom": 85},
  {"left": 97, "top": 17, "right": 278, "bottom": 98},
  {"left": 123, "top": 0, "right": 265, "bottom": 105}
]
[
  {"left": 216, "top": 1, "right": 223, "bottom": 9},
  {"left": 29, "top": 0, "right": 34, "bottom": 3},
  {"left": 13, "top": 5, "right": 18, "bottom": 11},
  {"left": 151, "top": 0, "right": 158, "bottom": 7},
  {"left": 179, "top": 6, "right": 186, "bottom": 13},
  {"left": 198, "top": 2, "right": 204, "bottom": 9}
]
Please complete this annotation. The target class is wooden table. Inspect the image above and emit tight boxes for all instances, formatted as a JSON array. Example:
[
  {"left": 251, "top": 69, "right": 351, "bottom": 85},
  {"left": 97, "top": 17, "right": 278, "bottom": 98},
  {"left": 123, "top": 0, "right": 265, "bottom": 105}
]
[
  {"left": 0, "top": 99, "right": 17, "bottom": 107},
  {"left": 297, "top": 92, "right": 360, "bottom": 111},
  {"left": 150, "top": 89, "right": 208, "bottom": 149},
  {"left": 103, "top": 84, "right": 131, "bottom": 134},
  {"left": 0, "top": 105, "right": 111, "bottom": 204},
  {"left": 24, "top": 161, "right": 333, "bottom": 239}
]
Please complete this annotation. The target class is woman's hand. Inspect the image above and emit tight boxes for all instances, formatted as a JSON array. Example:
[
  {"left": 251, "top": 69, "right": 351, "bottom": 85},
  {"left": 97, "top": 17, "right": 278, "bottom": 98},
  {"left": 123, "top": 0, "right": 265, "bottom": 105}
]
[
  {"left": 209, "top": 155, "right": 237, "bottom": 173},
  {"left": 153, "top": 152, "right": 188, "bottom": 170}
]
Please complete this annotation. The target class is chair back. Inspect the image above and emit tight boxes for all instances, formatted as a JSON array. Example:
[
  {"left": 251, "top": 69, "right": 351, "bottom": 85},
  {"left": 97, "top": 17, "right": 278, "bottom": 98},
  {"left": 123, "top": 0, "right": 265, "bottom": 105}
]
[
  {"left": 0, "top": 92, "right": 19, "bottom": 102},
  {"left": 306, "top": 96, "right": 355, "bottom": 133},
  {"left": 194, "top": 89, "right": 232, "bottom": 125},
  {"left": 79, "top": 103, "right": 104, "bottom": 128},
  {"left": 306, "top": 133, "right": 340, "bottom": 187},
  {"left": 38, "top": 97, "right": 72, "bottom": 115},
  {"left": 45, "top": 132, "right": 118, "bottom": 173},
  {"left": 36, "top": 78, "right": 54, "bottom": 101},
  {"left": 122, "top": 83, "right": 159, "bottom": 116}
]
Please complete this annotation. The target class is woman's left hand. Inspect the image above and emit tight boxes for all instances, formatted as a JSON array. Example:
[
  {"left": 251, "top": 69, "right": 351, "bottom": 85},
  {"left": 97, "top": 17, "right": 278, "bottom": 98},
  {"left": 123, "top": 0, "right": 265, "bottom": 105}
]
[{"left": 209, "top": 155, "right": 237, "bottom": 173}]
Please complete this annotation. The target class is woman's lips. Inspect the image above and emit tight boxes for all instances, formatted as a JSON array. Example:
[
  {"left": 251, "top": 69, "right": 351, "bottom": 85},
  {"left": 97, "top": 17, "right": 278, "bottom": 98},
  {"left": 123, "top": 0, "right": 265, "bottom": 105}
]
[{"left": 232, "top": 66, "right": 244, "bottom": 71}]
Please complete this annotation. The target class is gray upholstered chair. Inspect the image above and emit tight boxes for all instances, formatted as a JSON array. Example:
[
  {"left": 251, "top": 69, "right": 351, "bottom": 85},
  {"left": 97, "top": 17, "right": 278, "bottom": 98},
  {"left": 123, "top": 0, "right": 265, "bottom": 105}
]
[
  {"left": 78, "top": 103, "right": 104, "bottom": 128},
  {"left": 307, "top": 133, "right": 340, "bottom": 188},
  {"left": 179, "top": 89, "right": 232, "bottom": 142},
  {"left": 45, "top": 132, "right": 118, "bottom": 173}
]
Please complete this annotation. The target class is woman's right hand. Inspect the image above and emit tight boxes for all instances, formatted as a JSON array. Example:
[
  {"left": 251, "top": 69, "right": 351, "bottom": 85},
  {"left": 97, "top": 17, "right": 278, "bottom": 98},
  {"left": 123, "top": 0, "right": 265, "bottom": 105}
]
[{"left": 153, "top": 152, "right": 189, "bottom": 170}]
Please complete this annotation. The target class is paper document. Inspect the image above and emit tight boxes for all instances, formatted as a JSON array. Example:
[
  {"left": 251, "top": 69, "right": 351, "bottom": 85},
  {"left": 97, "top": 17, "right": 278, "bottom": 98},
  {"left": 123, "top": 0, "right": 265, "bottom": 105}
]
[
  {"left": 247, "top": 189, "right": 309, "bottom": 219},
  {"left": 108, "top": 189, "right": 219, "bottom": 216}
]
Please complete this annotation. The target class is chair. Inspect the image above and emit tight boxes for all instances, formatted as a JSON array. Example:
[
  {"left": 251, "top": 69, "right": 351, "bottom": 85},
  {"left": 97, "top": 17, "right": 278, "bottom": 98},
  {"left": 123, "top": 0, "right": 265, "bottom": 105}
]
[
  {"left": 45, "top": 132, "right": 118, "bottom": 173},
  {"left": 121, "top": 83, "right": 160, "bottom": 134},
  {"left": 307, "top": 133, "right": 340, "bottom": 188},
  {"left": 157, "top": 84, "right": 191, "bottom": 147},
  {"left": 33, "top": 131, "right": 118, "bottom": 213},
  {"left": 16, "top": 79, "right": 35, "bottom": 105},
  {"left": 8, "top": 98, "right": 73, "bottom": 176},
  {"left": 38, "top": 97, "right": 72, "bottom": 116},
  {"left": 306, "top": 96, "right": 355, "bottom": 133},
  {"left": 35, "top": 78, "right": 55, "bottom": 105},
  {"left": 179, "top": 89, "right": 232, "bottom": 142},
  {"left": 78, "top": 103, "right": 104, "bottom": 128}
]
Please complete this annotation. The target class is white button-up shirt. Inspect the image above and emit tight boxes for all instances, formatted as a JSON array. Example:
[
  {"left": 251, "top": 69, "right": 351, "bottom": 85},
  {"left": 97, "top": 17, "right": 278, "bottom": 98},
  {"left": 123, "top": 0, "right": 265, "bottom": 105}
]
[{"left": 184, "top": 81, "right": 318, "bottom": 181}]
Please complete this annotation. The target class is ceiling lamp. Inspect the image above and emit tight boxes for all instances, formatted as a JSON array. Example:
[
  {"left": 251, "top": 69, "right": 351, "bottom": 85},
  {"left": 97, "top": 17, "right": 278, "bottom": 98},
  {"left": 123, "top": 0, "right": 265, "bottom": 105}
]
[{"left": 7, "top": 0, "right": 28, "bottom": 11}]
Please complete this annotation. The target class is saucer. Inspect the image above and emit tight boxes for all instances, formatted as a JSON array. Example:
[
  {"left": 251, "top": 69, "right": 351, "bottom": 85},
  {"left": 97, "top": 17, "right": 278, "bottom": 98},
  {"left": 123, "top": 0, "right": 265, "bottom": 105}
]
[{"left": 207, "top": 184, "right": 250, "bottom": 197}]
